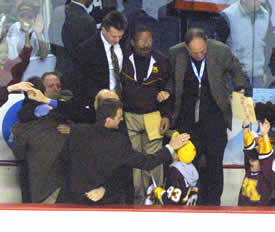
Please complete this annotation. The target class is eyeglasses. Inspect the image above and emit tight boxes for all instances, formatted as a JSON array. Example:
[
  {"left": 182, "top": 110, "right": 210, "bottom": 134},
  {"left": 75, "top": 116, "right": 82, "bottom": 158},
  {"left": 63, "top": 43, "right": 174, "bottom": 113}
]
[{"left": 136, "top": 39, "right": 153, "bottom": 46}]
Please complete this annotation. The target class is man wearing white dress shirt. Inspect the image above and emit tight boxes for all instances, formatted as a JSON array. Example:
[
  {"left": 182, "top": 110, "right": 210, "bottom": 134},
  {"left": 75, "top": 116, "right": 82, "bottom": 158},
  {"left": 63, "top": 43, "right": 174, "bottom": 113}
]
[{"left": 74, "top": 10, "right": 127, "bottom": 121}]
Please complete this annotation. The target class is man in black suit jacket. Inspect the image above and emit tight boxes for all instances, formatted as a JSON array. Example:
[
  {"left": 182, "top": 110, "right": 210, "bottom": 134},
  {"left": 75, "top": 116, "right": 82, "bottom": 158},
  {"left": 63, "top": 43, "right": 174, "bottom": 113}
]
[
  {"left": 61, "top": 0, "right": 97, "bottom": 100},
  {"left": 74, "top": 10, "right": 128, "bottom": 116},
  {"left": 58, "top": 98, "right": 190, "bottom": 205},
  {"left": 62, "top": 0, "right": 97, "bottom": 58}
]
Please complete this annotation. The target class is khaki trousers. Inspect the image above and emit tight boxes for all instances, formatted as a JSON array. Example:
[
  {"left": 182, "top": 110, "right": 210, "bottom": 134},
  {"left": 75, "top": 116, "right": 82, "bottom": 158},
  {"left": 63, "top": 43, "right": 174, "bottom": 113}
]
[{"left": 124, "top": 112, "right": 164, "bottom": 204}]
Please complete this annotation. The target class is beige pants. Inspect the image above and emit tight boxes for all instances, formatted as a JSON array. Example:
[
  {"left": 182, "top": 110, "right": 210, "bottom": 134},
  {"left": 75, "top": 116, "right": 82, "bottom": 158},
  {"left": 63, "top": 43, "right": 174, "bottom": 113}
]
[{"left": 124, "top": 112, "right": 164, "bottom": 204}]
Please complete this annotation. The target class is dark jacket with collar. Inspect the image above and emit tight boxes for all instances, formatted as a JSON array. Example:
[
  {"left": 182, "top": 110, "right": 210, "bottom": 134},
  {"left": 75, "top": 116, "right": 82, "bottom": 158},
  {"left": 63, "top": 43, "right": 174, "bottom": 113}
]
[
  {"left": 62, "top": 1, "right": 97, "bottom": 58},
  {"left": 74, "top": 31, "right": 127, "bottom": 108},
  {"left": 169, "top": 39, "right": 249, "bottom": 130},
  {"left": 58, "top": 122, "right": 172, "bottom": 204},
  {"left": 12, "top": 117, "right": 68, "bottom": 203},
  {"left": 121, "top": 49, "right": 173, "bottom": 119}
]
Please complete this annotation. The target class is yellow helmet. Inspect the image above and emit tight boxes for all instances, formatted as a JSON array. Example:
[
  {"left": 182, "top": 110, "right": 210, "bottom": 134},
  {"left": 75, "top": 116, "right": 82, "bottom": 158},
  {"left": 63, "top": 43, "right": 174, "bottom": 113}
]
[{"left": 172, "top": 131, "right": 197, "bottom": 164}]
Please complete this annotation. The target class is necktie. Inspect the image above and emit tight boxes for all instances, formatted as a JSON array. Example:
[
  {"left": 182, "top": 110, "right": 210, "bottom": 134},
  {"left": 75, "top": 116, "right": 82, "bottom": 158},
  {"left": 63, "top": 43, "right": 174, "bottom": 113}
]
[{"left": 110, "top": 45, "right": 121, "bottom": 95}]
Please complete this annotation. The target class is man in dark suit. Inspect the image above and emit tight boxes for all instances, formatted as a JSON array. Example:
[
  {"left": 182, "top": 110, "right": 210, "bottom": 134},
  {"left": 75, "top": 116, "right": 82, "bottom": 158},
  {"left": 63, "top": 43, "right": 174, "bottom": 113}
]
[
  {"left": 74, "top": 10, "right": 128, "bottom": 117},
  {"left": 58, "top": 98, "right": 190, "bottom": 205},
  {"left": 61, "top": 0, "right": 97, "bottom": 99},
  {"left": 12, "top": 116, "right": 67, "bottom": 203},
  {"left": 168, "top": 28, "right": 250, "bottom": 206},
  {"left": 62, "top": 0, "right": 97, "bottom": 58}
]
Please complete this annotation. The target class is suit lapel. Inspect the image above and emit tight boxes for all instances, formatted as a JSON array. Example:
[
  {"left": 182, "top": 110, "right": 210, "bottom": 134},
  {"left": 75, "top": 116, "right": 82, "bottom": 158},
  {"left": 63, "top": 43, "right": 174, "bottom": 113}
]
[
  {"left": 97, "top": 33, "right": 109, "bottom": 68},
  {"left": 175, "top": 50, "right": 187, "bottom": 101}
]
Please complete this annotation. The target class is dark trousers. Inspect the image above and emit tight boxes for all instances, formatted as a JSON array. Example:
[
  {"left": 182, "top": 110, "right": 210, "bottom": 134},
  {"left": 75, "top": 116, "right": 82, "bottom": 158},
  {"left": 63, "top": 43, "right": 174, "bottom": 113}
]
[
  {"left": 195, "top": 133, "right": 227, "bottom": 205},
  {"left": 177, "top": 118, "right": 227, "bottom": 206}
]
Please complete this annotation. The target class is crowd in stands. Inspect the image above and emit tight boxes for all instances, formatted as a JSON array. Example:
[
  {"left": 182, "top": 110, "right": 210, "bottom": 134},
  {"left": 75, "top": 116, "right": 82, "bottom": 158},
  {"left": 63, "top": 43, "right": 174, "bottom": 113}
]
[{"left": 0, "top": 0, "right": 274, "bottom": 206}]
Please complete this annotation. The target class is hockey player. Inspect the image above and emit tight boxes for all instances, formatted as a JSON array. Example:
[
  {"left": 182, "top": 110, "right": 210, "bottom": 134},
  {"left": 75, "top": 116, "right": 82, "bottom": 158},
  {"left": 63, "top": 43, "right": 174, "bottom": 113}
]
[
  {"left": 145, "top": 131, "right": 199, "bottom": 205},
  {"left": 238, "top": 118, "right": 274, "bottom": 206}
]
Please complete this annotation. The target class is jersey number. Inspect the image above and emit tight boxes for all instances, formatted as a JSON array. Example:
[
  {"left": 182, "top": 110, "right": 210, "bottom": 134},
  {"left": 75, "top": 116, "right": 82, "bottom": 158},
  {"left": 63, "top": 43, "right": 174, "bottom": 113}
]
[{"left": 166, "top": 186, "right": 182, "bottom": 203}]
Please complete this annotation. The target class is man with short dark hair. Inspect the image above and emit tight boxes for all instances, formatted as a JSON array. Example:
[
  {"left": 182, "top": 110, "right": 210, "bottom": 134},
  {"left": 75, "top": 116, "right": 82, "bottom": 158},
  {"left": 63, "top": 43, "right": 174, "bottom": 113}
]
[
  {"left": 58, "top": 98, "right": 190, "bottom": 205},
  {"left": 169, "top": 28, "right": 249, "bottom": 205},
  {"left": 41, "top": 72, "right": 62, "bottom": 97},
  {"left": 74, "top": 10, "right": 127, "bottom": 116}
]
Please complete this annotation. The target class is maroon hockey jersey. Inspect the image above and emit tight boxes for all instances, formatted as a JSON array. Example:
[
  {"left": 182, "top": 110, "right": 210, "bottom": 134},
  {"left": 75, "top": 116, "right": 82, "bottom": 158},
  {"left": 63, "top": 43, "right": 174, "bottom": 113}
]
[{"left": 155, "top": 161, "right": 199, "bottom": 205}]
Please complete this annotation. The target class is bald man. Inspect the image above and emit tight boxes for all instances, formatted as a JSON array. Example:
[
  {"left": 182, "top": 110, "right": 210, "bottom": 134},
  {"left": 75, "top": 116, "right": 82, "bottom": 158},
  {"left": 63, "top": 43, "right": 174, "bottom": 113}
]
[
  {"left": 169, "top": 28, "right": 249, "bottom": 205},
  {"left": 94, "top": 89, "right": 119, "bottom": 110}
]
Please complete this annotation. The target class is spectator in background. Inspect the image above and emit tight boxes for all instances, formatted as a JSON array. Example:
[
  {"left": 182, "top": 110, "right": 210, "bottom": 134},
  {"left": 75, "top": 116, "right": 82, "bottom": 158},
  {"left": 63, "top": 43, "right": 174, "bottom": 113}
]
[
  {"left": 120, "top": 25, "right": 172, "bottom": 204},
  {"left": 0, "top": 33, "right": 32, "bottom": 88},
  {"left": 168, "top": 28, "right": 249, "bottom": 205},
  {"left": 0, "top": 25, "right": 32, "bottom": 107},
  {"left": 74, "top": 10, "right": 128, "bottom": 122},
  {"left": 6, "top": 2, "right": 48, "bottom": 60},
  {"left": 219, "top": 0, "right": 273, "bottom": 89}
]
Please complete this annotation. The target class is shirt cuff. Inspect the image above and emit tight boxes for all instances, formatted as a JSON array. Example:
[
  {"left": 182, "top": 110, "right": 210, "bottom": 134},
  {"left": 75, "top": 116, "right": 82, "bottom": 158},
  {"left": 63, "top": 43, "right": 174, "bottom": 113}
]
[
  {"left": 49, "top": 99, "right": 58, "bottom": 108},
  {"left": 34, "top": 104, "right": 50, "bottom": 117},
  {"left": 165, "top": 144, "right": 175, "bottom": 155}
]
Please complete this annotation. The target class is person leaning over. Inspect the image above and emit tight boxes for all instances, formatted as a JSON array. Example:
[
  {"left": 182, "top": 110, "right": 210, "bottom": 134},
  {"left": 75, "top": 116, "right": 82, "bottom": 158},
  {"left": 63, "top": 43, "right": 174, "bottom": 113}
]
[
  {"left": 56, "top": 98, "right": 190, "bottom": 205},
  {"left": 168, "top": 28, "right": 249, "bottom": 205}
]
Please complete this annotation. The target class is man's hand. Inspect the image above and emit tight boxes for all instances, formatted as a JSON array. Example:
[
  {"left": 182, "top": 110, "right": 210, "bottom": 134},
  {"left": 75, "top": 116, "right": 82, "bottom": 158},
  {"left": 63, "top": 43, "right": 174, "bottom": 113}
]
[
  {"left": 169, "top": 133, "right": 190, "bottom": 150},
  {"left": 159, "top": 117, "right": 170, "bottom": 135},
  {"left": 85, "top": 186, "right": 106, "bottom": 202},
  {"left": 7, "top": 82, "right": 33, "bottom": 93},
  {"left": 57, "top": 124, "right": 71, "bottom": 134},
  {"left": 157, "top": 91, "right": 170, "bottom": 103},
  {"left": 27, "top": 88, "right": 51, "bottom": 104}
]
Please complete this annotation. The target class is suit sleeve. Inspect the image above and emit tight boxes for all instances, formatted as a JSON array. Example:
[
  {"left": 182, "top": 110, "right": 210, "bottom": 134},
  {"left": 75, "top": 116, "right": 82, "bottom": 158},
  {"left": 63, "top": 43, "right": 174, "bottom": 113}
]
[
  {"left": 159, "top": 56, "right": 173, "bottom": 120},
  {"left": 123, "top": 139, "right": 172, "bottom": 170},
  {"left": 222, "top": 44, "right": 250, "bottom": 93},
  {"left": 0, "top": 87, "right": 9, "bottom": 107},
  {"left": 10, "top": 46, "right": 32, "bottom": 85},
  {"left": 62, "top": 15, "right": 97, "bottom": 58}
]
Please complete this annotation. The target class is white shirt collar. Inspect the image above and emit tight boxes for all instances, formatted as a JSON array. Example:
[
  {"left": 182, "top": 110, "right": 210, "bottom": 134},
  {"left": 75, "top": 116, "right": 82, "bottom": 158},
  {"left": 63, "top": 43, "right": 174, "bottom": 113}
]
[
  {"left": 71, "top": 1, "right": 89, "bottom": 13},
  {"left": 101, "top": 31, "right": 112, "bottom": 49}
]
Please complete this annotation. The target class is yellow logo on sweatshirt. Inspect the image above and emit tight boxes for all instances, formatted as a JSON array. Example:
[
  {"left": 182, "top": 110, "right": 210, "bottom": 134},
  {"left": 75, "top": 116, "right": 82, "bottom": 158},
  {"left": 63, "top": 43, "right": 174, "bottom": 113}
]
[{"left": 152, "top": 66, "right": 159, "bottom": 73}]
